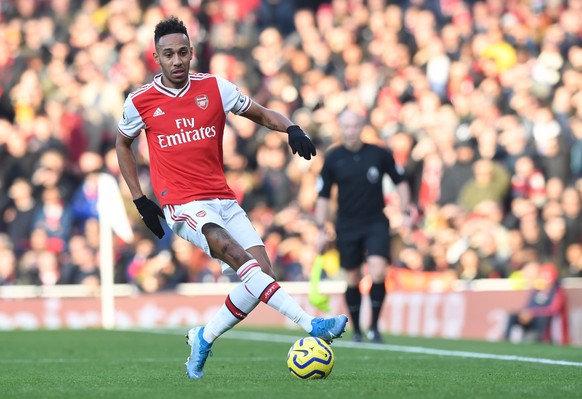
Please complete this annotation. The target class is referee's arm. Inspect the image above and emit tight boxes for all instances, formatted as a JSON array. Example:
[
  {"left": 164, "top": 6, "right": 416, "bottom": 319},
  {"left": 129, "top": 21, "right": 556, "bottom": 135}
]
[
  {"left": 314, "top": 197, "right": 330, "bottom": 230},
  {"left": 396, "top": 181, "right": 411, "bottom": 213}
]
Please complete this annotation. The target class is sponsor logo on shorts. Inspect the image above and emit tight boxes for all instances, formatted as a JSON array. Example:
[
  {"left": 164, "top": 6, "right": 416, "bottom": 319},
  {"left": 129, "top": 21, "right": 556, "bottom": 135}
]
[{"left": 196, "top": 210, "right": 206, "bottom": 217}]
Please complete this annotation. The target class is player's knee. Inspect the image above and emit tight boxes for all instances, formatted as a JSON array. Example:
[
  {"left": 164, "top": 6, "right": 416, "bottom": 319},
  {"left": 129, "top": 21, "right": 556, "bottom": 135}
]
[
  {"left": 203, "top": 223, "right": 251, "bottom": 264},
  {"left": 367, "top": 256, "right": 388, "bottom": 282},
  {"left": 369, "top": 270, "right": 387, "bottom": 283}
]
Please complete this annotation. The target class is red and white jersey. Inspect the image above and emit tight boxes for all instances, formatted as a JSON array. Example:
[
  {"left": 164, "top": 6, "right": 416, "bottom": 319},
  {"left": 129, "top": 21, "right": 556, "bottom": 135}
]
[{"left": 118, "top": 73, "right": 252, "bottom": 207}]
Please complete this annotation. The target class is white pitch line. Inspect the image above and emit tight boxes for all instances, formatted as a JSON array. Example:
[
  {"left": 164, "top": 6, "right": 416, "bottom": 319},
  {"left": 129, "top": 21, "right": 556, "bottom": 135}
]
[
  {"left": 221, "top": 331, "right": 582, "bottom": 367},
  {"left": 132, "top": 328, "right": 582, "bottom": 368}
]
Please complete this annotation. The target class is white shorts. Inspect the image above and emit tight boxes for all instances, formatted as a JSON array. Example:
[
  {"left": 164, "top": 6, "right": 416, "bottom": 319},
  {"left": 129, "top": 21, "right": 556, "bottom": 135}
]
[{"left": 163, "top": 199, "right": 263, "bottom": 274}]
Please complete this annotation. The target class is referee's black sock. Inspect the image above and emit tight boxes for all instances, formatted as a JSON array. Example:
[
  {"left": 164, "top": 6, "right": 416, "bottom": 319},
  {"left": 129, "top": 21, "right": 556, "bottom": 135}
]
[
  {"left": 369, "top": 282, "right": 386, "bottom": 332},
  {"left": 345, "top": 286, "right": 362, "bottom": 334}
]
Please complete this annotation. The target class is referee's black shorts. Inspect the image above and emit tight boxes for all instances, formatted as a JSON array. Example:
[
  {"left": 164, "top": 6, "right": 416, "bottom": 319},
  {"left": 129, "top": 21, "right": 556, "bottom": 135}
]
[{"left": 335, "top": 216, "right": 391, "bottom": 269}]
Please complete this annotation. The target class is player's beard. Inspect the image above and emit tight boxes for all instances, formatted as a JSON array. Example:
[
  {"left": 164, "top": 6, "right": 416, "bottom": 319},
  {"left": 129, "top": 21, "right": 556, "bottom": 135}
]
[{"left": 161, "top": 65, "right": 188, "bottom": 88}]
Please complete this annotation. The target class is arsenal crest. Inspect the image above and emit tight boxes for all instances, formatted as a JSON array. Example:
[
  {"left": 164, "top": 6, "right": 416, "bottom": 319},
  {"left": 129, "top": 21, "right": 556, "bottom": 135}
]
[{"left": 196, "top": 95, "right": 209, "bottom": 110}]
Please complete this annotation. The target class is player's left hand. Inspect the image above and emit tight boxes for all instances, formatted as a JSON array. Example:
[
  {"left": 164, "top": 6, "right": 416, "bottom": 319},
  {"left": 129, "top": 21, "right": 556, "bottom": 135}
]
[{"left": 287, "top": 125, "right": 317, "bottom": 160}]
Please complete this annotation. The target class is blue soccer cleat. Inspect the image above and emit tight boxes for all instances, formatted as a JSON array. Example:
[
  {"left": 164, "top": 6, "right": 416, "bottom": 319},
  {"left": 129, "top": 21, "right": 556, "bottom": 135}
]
[
  {"left": 309, "top": 314, "right": 348, "bottom": 342},
  {"left": 185, "top": 326, "right": 213, "bottom": 379}
]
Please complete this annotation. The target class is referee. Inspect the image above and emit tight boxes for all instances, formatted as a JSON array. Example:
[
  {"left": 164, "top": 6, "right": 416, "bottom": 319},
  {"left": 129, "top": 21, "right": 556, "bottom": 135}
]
[{"left": 314, "top": 109, "right": 411, "bottom": 343}]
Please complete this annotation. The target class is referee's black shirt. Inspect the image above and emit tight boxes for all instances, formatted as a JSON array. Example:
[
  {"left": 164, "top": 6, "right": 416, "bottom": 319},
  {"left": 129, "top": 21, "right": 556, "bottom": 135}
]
[{"left": 318, "top": 143, "right": 405, "bottom": 230}]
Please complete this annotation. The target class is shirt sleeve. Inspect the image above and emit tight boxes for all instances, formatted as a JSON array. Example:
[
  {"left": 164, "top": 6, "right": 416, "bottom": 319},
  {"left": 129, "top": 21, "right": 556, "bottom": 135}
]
[
  {"left": 215, "top": 75, "right": 252, "bottom": 115},
  {"left": 318, "top": 154, "right": 334, "bottom": 199},
  {"left": 117, "top": 96, "right": 145, "bottom": 138},
  {"left": 383, "top": 148, "right": 405, "bottom": 185}
]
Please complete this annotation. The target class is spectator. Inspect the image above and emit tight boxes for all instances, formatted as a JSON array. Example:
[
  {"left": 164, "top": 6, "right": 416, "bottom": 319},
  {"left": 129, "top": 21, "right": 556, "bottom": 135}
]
[
  {"left": 136, "top": 249, "right": 188, "bottom": 293},
  {"left": 254, "top": 131, "right": 297, "bottom": 210},
  {"left": 504, "top": 262, "right": 566, "bottom": 344},
  {"left": 69, "top": 152, "right": 104, "bottom": 230},
  {"left": 124, "top": 236, "right": 157, "bottom": 286},
  {"left": 1, "top": 178, "right": 38, "bottom": 256},
  {"left": 31, "top": 186, "right": 74, "bottom": 253},
  {"left": 456, "top": 248, "right": 485, "bottom": 281},
  {"left": 519, "top": 211, "right": 545, "bottom": 255},
  {"left": 1, "top": 126, "right": 37, "bottom": 192},
  {"left": 0, "top": 236, "right": 18, "bottom": 285},
  {"left": 19, "top": 249, "right": 62, "bottom": 286},
  {"left": 532, "top": 108, "right": 571, "bottom": 183},
  {"left": 169, "top": 236, "right": 215, "bottom": 283},
  {"left": 0, "top": 0, "right": 580, "bottom": 295},
  {"left": 540, "top": 216, "right": 568, "bottom": 273},
  {"left": 497, "top": 115, "right": 534, "bottom": 174},
  {"left": 30, "top": 149, "right": 78, "bottom": 202},
  {"left": 565, "top": 243, "right": 582, "bottom": 278},
  {"left": 458, "top": 159, "right": 510, "bottom": 212},
  {"left": 510, "top": 155, "right": 546, "bottom": 205},
  {"left": 59, "top": 234, "right": 100, "bottom": 286},
  {"left": 569, "top": 116, "right": 582, "bottom": 179},
  {"left": 561, "top": 186, "right": 582, "bottom": 247},
  {"left": 439, "top": 137, "right": 477, "bottom": 205},
  {"left": 388, "top": 132, "right": 420, "bottom": 201},
  {"left": 469, "top": 227, "right": 506, "bottom": 278}
]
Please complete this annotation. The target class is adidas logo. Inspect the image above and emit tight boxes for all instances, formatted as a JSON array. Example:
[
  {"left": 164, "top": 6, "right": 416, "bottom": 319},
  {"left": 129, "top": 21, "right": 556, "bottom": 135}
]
[{"left": 153, "top": 108, "right": 165, "bottom": 117}]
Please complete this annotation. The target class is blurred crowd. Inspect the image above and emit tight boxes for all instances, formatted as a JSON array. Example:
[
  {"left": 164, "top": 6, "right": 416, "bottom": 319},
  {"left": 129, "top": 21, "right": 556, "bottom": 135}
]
[{"left": 0, "top": 0, "right": 581, "bottom": 293}]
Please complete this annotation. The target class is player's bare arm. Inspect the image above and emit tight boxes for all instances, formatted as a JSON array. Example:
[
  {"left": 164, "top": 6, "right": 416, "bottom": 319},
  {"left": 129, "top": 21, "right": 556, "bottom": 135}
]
[
  {"left": 115, "top": 134, "right": 144, "bottom": 200},
  {"left": 116, "top": 132, "right": 165, "bottom": 238},
  {"left": 241, "top": 101, "right": 317, "bottom": 160},
  {"left": 241, "top": 101, "right": 293, "bottom": 131}
]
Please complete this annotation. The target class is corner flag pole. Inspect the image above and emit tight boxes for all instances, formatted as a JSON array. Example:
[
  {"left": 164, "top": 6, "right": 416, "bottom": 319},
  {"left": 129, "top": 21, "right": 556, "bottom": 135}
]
[
  {"left": 98, "top": 209, "right": 116, "bottom": 329},
  {"left": 97, "top": 173, "right": 134, "bottom": 330}
]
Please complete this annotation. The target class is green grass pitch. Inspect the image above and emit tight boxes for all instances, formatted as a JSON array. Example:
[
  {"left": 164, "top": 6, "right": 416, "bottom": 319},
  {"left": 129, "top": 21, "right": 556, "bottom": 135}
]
[{"left": 1, "top": 328, "right": 581, "bottom": 399}]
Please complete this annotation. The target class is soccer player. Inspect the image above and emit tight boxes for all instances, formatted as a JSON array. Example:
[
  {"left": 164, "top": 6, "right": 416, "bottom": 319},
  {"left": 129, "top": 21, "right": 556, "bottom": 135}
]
[
  {"left": 314, "top": 110, "right": 411, "bottom": 343},
  {"left": 116, "top": 16, "right": 347, "bottom": 379}
]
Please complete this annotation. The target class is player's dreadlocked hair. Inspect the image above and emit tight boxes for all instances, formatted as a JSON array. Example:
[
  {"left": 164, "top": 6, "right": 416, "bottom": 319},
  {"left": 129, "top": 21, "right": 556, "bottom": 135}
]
[{"left": 154, "top": 16, "right": 189, "bottom": 46}]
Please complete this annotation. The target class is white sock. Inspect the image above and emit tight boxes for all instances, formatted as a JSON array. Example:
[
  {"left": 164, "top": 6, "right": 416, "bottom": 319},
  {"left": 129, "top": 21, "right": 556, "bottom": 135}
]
[
  {"left": 236, "top": 259, "right": 314, "bottom": 332},
  {"left": 203, "top": 283, "right": 259, "bottom": 343}
]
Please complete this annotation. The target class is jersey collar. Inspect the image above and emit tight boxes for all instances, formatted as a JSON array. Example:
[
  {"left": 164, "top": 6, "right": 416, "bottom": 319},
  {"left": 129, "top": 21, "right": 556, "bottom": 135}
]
[{"left": 153, "top": 73, "right": 190, "bottom": 97}]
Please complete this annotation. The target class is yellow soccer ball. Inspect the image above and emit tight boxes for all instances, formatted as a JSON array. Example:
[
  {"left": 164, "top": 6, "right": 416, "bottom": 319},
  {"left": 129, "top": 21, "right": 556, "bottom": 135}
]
[{"left": 287, "top": 337, "right": 335, "bottom": 379}]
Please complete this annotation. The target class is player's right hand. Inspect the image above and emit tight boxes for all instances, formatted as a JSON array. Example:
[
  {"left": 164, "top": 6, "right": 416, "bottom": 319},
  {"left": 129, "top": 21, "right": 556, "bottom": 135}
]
[
  {"left": 133, "top": 195, "right": 165, "bottom": 238},
  {"left": 287, "top": 125, "right": 317, "bottom": 160}
]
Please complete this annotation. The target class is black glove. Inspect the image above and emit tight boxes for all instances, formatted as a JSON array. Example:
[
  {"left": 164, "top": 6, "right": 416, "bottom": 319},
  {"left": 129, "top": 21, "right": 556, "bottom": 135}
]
[
  {"left": 287, "top": 125, "right": 317, "bottom": 160},
  {"left": 133, "top": 195, "right": 165, "bottom": 238}
]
